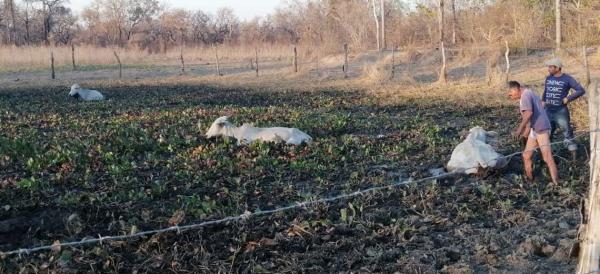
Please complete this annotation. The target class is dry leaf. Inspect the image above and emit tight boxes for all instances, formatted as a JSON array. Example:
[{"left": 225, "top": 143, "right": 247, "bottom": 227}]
[
  {"left": 168, "top": 210, "right": 185, "bottom": 226},
  {"left": 51, "top": 240, "right": 61, "bottom": 252}
]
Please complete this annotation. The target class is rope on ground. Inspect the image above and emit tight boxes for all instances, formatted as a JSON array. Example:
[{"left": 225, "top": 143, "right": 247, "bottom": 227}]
[{"left": 2, "top": 128, "right": 598, "bottom": 257}]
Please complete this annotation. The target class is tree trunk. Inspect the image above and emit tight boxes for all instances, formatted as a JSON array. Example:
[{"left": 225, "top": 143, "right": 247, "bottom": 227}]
[
  {"left": 371, "top": 0, "right": 380, "bottom": 51},
  {"left": 4, "top": 0, "right": 16, "bottom": 44},
  {"left": 214, "top": 45, "right": 221, "bottom": 76},
  {"left": 576, "top": 80, "right": 599, "bottom": 274},
  {"left": 555, "top": 0, "right": 561, "bottom": 51},
  {"left": 380, "top": 0, "right": 386, "bottom": 50},
  {"left": 24, "top": 2, "right": 31, "bottom": 45},
  {"left": 437, "top": 0, "right": 447, "bottom": 84},
  {"left": 25, "top": 17, "right": 30, "bottom": 45},
  {"left": 451, "top": 0, "right": 457, "bottom": 45}
]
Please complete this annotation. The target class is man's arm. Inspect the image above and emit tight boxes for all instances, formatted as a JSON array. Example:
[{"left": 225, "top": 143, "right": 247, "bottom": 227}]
[
  {"left": 566, "top": 76, "right": 586, "bottom": 102},
  {"left": 514, "top": 110, "right": 533, "bottom": 138},
  {"left": 542, "top": 78, "right": 548, "bottom": 104}
]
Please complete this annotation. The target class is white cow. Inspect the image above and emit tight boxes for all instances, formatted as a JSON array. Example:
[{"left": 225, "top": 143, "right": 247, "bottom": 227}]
[
  {"left": 69, "top": 84, "right": 105, "bottom": 101},
  {"left": 447, "top": 127, "right": 507, "bottom": 174},
  {"left": 203, "top": 116, "right": 312, "bottom": 145}
]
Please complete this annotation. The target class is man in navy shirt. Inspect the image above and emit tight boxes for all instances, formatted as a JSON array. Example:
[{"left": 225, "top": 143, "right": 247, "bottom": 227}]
[{"left": 542, "top": 58, "right": 585, "bottom": 157}]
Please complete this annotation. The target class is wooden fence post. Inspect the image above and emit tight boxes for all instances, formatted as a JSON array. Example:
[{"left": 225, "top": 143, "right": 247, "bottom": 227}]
[
  {"left": 583, "top": 46, "right": 591, "bottom": 87},
  {"left": 576, "top": 81, "right": 600, "bottom": 274},
  {"left": 71, "top": 43, "right": 76, "bottom": 70},
  {"left": 504, "top": 40, "right": 510, "bottom": 83},
  {"left": 390, "top": 46, "right": 396, "bottom": 79},
  {"left": 50, "top": 50, "right": 55, "bottom": 80},
  {"left": 316, "top": 48, "right": 320, "bottom": 77},
  {"left": 113, "top": 51, "right": 122, "bottom": 78},
  {"left": 255, "top": 48, "right": 259, "bottom": 77},
  {"left": 214, "top": 45, "right": 221, "bottom": 76},
  {"left": 179, "top": 46, "right": 185, "bottom": 75},
  {"left": 343, "top": 43, "right": 349, "bottom": 79},
  {"left": 293, "top": 45, "right": 298, "bottom": 73}
]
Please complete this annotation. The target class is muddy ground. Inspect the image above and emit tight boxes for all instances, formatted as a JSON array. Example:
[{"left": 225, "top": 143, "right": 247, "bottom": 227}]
[{"left": 0, "top": 82, "right": 590, "bottom": 273}]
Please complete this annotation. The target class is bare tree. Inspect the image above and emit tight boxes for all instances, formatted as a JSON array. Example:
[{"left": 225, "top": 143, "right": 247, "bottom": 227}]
[
  {"left": 380, "top": 0, "right": 385, "bottom": 50},
  {"left": 34, "top": 0, "right": 66, "bottom": 44},
  {"left": 451, "top": 0, "right": 457, "bottom": 44},
  {"left": 370, "top": 0, "right": 380, "bottom": 51},
  {"left": 555, "top": 0, "right": 561, "bottom": 51},
  {"left": 437, "top": 0, "right": 447, "bottom": 84},
  {"left": 3, "top": 0, "right": 16, "bottom": 44}
]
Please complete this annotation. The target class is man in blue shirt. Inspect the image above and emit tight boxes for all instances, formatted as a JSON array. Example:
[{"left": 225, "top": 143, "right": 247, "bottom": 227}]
[
  {"left": 542, "top": 58, "right": 586, "bottom": 157},
  {"left": 508, "top": 81, "right": 559, "bottom": 184}
]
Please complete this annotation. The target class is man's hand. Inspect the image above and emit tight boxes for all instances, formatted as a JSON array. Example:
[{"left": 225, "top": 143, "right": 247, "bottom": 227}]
[
  {"left": 511, "top": 129, "right": 522, "bottom": 141},
  {"left": 542, "top": 101, "right": 546, "bottom": 107},
  {"left": 563, "top": 98, "right": 569, "bottom": 105}
]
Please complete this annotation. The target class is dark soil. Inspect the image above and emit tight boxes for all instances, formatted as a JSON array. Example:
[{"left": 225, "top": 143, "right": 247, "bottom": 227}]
[{"left": 0, "top": 83, "right": 588, "bottom": 273}]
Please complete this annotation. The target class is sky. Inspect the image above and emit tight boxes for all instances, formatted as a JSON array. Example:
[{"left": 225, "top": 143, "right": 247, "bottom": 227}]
[{"left": 66, "top": 0, "right": 283, "bottom": 20}]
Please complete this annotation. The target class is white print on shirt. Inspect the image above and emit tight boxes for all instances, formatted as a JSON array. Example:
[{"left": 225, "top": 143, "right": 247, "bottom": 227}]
[{"left": 546, "top": 80, "right": 565, "bottom": 86}]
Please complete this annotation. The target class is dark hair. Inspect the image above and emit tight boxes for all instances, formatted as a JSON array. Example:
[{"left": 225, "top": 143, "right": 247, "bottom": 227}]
[{"left": 507, "top": 81, "right": 521, "bottom": 90}]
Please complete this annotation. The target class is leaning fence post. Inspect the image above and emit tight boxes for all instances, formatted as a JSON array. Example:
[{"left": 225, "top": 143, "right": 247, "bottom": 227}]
[
  {"left": 113, "top": 51, "right": 122, "bottom": 78},
  {"left": 576, "top": 81, "right": 600, "bottom": 274}
]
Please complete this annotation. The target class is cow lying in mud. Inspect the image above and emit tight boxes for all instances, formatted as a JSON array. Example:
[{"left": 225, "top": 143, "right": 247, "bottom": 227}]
[
  {"left": 69, "top": 84, "right": 105, "bottom": 101},
  {"left": 446, "top": 127, "right": 508, "bottom": 174},
  {"left": 204, "top": 116, "right": 313, "bottom": 145}
]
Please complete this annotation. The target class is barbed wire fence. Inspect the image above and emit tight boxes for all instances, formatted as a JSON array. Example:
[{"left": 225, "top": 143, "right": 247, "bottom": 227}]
[{"left": 2, "top": 128, "right": 598, "bottom": 258}]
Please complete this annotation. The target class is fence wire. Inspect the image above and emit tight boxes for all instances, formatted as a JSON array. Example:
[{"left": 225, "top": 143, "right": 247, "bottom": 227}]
[{"left": 1, "top": 128, "right": 599, "bottom": 257}]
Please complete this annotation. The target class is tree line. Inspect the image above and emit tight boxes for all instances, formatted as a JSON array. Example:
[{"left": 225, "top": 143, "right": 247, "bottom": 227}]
[{"left": 0, "top": 0, "right": 599, "bottom": 54}]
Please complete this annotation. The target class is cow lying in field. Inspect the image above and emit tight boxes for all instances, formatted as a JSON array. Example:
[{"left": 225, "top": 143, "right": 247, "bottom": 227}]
[
  {"left": 69, "top": 84, "right": 105, "bottom": 101},
  {"left": 446, "top": 126, "right": 507, "bottom": 174},
  {"left": 203, "top": 116, "right": 312, "bottom": 145}
]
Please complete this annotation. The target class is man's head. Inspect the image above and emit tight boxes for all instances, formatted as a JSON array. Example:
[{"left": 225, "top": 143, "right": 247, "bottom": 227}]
[
  {"left": 507, "top": 80, "right": 522, "bottom": 100},
  {"left": 544, "top": 58, "right": 562, "bottom": 76}
]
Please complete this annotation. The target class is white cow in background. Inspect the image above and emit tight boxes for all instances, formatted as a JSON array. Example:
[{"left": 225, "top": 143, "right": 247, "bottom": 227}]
[
  {"left": 447, "top": 126, "right": 507, "bottom": 174},
  {"left": 203, "top": 116, "right": 313, "bottom": 145},
  {"left": 69, "top": 84, "right": 105, "bottom": 101}
]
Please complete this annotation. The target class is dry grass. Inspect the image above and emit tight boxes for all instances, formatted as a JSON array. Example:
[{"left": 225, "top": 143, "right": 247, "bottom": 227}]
[
  {"left": 0, "top": 44, "right": 312, "bottom": 71},
  {"left": 0, "top": 43, "right": 596, "bottom": 131},
  {"left": 362, "top": 55, "right": 394, "bottom": 84}
]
